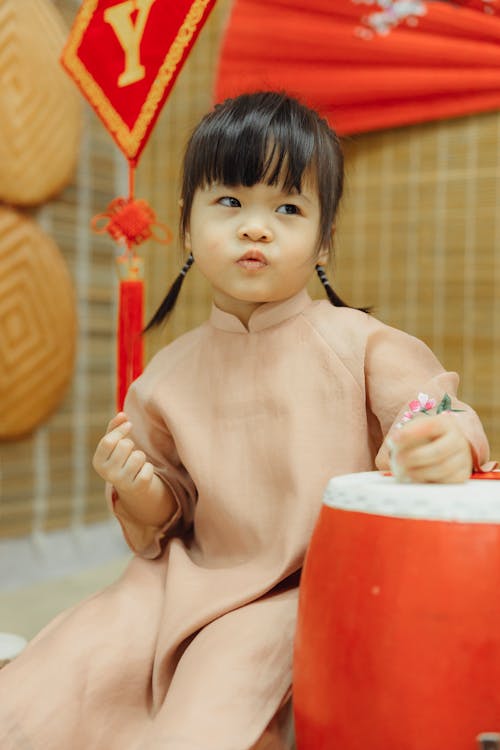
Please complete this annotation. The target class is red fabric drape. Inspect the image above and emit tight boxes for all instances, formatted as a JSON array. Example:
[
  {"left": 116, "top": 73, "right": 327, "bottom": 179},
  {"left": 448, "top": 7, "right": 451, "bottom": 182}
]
[{"left": 215, "top": 0, "right": 500, "bottom": 134}]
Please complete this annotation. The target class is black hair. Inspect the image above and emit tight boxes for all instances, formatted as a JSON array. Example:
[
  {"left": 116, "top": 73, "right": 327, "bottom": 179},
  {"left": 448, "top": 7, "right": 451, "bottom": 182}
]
[{"left": 145, "top": 90, "right": 368, "bottom": 331}]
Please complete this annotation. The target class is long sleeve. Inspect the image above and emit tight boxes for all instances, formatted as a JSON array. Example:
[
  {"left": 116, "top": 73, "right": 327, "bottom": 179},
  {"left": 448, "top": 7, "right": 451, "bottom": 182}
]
[
  {"left": 107, "top": 372, "right": 197, "bottom": 559},
  {"left": 364, "top": 319, "right": 491, "bottom": 472}
]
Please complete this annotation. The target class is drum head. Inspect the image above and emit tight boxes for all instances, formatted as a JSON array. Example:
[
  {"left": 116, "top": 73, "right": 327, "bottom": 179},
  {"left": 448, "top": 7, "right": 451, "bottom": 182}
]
[{"left": 324, "top": 471, "right": 500, "bottom": 523}]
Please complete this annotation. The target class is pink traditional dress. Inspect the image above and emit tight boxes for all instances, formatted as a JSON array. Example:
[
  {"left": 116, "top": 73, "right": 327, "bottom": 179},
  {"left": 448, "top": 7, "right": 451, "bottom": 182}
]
[{"left": 0, "top": 290, "right": 490, "bottom": 750}]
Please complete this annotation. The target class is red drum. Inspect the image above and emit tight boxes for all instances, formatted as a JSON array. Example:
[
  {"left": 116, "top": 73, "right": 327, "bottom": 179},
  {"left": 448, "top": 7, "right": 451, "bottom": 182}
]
[{"left": 294, "top": 471, "right": 500, "bottom": 750}]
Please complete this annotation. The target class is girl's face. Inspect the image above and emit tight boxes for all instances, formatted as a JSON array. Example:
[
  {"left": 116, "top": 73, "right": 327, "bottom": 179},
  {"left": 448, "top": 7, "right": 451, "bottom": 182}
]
[{"left": 185, "top": 178, "right": 329, "bottom": 326}]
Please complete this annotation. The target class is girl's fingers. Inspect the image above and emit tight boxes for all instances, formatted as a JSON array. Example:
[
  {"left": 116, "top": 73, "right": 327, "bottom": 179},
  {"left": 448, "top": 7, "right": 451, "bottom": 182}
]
[
  {"left": 406, "top": 455, "right": 470, "bottom": 483},
  {"left": 92, "top": 414, "right": 155, "bottom": 491},
  {"left": 392, "top": 414, "right": 449, "bottom": 451},
  {"left": 134, "top": 461, "right": 154, "bottom": 485},
  {"left": 107, "top": 438, "right": 135, "bottom": 469},
  {"left": 123, "top": 450, "right": 147, "bottom": 480},
  {"left": 389, "top": 411, "right": 473, "bottom": 483},
  {"left": 109, "top": 455, "right": 154, "bottom": 491},
  {"left": 394, "top": 433, "right": 472, "bottom": 484},
  {"left": 396, "top": 432, "right": 455, "bottom": 471},
  {"left": 106, "top": 412, "right": 129, "bottom": 433},
  {"left": 93, "top": 422, "right": 132, "bottom": 466}
]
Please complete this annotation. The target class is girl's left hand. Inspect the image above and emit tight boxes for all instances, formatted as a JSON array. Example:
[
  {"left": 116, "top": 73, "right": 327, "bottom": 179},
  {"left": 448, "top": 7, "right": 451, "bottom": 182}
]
[{"left": 389, "top": 413, "right": 473, "bottom": 483}]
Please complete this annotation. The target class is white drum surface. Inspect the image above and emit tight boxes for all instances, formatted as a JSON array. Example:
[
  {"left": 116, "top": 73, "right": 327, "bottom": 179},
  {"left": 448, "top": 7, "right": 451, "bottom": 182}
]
[{"left": 324, "top": 471, "right": 500, "bottom": 523}]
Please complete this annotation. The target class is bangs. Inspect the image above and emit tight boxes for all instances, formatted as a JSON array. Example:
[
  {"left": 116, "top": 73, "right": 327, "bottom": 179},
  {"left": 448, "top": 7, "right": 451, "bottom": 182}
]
[{"left": 185, "top": 94, "right": 316, "bottom": 195}]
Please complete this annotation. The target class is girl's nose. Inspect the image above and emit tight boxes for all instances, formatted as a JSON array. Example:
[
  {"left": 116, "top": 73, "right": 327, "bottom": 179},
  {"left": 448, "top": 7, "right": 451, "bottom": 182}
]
[{"left": 237, "top": 220, "right": 273, "bottom": 243}]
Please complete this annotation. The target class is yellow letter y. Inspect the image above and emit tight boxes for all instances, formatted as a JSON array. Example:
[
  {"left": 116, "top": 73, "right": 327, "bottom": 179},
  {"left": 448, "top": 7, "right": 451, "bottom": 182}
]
[{"left": 104, "top": 0, "right": 155, "bottom": 87}]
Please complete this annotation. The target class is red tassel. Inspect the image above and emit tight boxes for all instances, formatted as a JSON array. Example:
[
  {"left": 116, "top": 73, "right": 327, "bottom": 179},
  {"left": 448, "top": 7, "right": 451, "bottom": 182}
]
[
  {"left": 90, "top": 162, "right": 172, "bottom": 411},
  {"left": 117, "top": 258, "right": 144, "bottom": 410}
]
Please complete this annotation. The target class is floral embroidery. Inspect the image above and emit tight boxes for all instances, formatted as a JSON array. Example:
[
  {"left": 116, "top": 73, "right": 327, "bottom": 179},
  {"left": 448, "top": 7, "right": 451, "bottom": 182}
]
[
  {"left": 396, "top": 392, "right": 464, "bottom": 428},
  {"left": 353, "top": 0, "right": 428, "bottom": 38}
]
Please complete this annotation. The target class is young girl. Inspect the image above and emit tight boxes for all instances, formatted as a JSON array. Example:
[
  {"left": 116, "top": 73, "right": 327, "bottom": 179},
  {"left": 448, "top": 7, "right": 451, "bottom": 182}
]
[{"left": 0, "top": 91, "right": 491, "bottom": 750}]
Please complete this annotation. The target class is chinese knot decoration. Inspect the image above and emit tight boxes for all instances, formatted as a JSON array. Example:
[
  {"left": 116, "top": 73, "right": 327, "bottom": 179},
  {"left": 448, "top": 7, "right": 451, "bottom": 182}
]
[
  {"left": 92, "top": 197, "right": 173, "bottom": 247},
  {"left": 61, "top": 0, "right": 216, "bottom": 408}
]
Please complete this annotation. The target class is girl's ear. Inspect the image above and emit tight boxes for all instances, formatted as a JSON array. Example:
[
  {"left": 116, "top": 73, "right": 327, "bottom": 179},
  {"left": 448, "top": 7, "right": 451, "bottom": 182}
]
[
  {"left": 317, "top": 224, "right": 335, "bottom": 265},
  {"left": 316, "top": 246, "right": 329, "bottom": 266},
  {"left": 180, "top": 202, "right": 192, "bottom": 250}
]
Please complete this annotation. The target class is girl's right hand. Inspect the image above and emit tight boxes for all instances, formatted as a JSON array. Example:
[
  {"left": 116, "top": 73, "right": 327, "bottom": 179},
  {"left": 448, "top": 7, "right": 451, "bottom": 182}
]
[{"left": 92, "top": 412, "right": 155, "bottom": 499}]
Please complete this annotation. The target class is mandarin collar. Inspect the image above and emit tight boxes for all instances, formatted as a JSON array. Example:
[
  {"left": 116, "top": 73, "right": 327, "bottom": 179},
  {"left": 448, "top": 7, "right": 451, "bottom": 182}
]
[{"left": 209, "top": 289, "right": 313, "bottom": 333}]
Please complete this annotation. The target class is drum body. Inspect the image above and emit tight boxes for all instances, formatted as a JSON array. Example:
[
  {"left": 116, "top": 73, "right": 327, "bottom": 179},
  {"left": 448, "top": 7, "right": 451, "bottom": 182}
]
[{"left": 294, "top": 472, "right": 500, "bottom": 750}]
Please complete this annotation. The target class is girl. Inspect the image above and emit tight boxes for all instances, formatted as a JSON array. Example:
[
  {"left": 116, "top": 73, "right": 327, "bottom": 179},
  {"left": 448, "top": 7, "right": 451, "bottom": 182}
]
[{"left": 0, "top": 92, "right": 491, "bottom": 750}]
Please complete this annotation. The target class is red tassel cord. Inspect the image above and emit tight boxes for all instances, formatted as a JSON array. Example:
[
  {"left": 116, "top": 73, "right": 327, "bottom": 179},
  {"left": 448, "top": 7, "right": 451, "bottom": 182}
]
[
  {"left": 91, "top": 161, "right": 172, "bottom": 410},
  {"left": 117, "top": 263, "right": 144, "bottom": 410}
]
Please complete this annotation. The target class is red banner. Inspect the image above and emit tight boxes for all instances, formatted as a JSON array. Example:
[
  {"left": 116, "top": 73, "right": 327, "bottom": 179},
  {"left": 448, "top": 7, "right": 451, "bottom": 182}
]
[
  {"left": 215, "top": 0, "right": 500, "bottom": 135},
  {"left": 62, "top": 0, "right": 217, "bottom": 163}
]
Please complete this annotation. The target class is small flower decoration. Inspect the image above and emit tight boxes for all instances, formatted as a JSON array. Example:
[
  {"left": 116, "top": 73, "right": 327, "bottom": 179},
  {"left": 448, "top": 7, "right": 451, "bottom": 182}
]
[{"left": 396, "top": 392, "right": 464, "bottom": 428}]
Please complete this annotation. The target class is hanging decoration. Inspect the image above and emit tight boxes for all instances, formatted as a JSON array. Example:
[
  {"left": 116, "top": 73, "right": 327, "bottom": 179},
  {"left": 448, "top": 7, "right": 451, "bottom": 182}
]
[{"left": 61, "top": 0, "right": 217, "bottom": 408}]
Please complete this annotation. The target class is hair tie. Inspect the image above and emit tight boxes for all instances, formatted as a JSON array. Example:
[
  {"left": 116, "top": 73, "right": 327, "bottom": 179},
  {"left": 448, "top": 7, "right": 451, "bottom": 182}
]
[
  {"left": 316, "top": 264, "right": 331, "bottom": 289},
  {"left": 316, "top": 264, "right": 372, "bottom": 313},
  {"left": 180, "top": 253, "right": 194, "bottom": 277}
]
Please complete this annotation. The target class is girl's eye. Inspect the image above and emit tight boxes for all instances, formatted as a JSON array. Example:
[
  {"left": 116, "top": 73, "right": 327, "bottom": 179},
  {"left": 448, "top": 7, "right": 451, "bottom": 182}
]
[
  {"left": 218, "top": 196, "right": 241, "bottom": 208},
  {"left": 276, "top": 204, "right": 300, "bottom": 215}
]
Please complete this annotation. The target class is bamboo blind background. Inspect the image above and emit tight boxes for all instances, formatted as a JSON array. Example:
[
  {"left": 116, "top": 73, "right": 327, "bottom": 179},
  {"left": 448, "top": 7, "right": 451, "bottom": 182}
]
[
  {"left": 333, "top": 115, "right": 500, "bottom": 462},
  {"left": 0, "top": 0, "right": 498, "bottom": 540}
]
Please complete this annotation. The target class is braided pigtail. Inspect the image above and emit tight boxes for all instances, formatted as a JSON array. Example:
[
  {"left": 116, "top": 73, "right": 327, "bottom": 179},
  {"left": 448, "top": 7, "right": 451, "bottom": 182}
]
[
  {"left": 143, "top": 253, "right": 194, "bottom": 332},
  {"left": 315, "top": 264, "right": 371, "bottom": 314}
]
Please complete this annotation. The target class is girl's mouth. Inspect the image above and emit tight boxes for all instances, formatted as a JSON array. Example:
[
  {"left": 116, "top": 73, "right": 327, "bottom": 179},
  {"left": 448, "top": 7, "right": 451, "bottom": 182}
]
[{"left": 236, "top": 250, "right": 268, "bottom": 270}]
